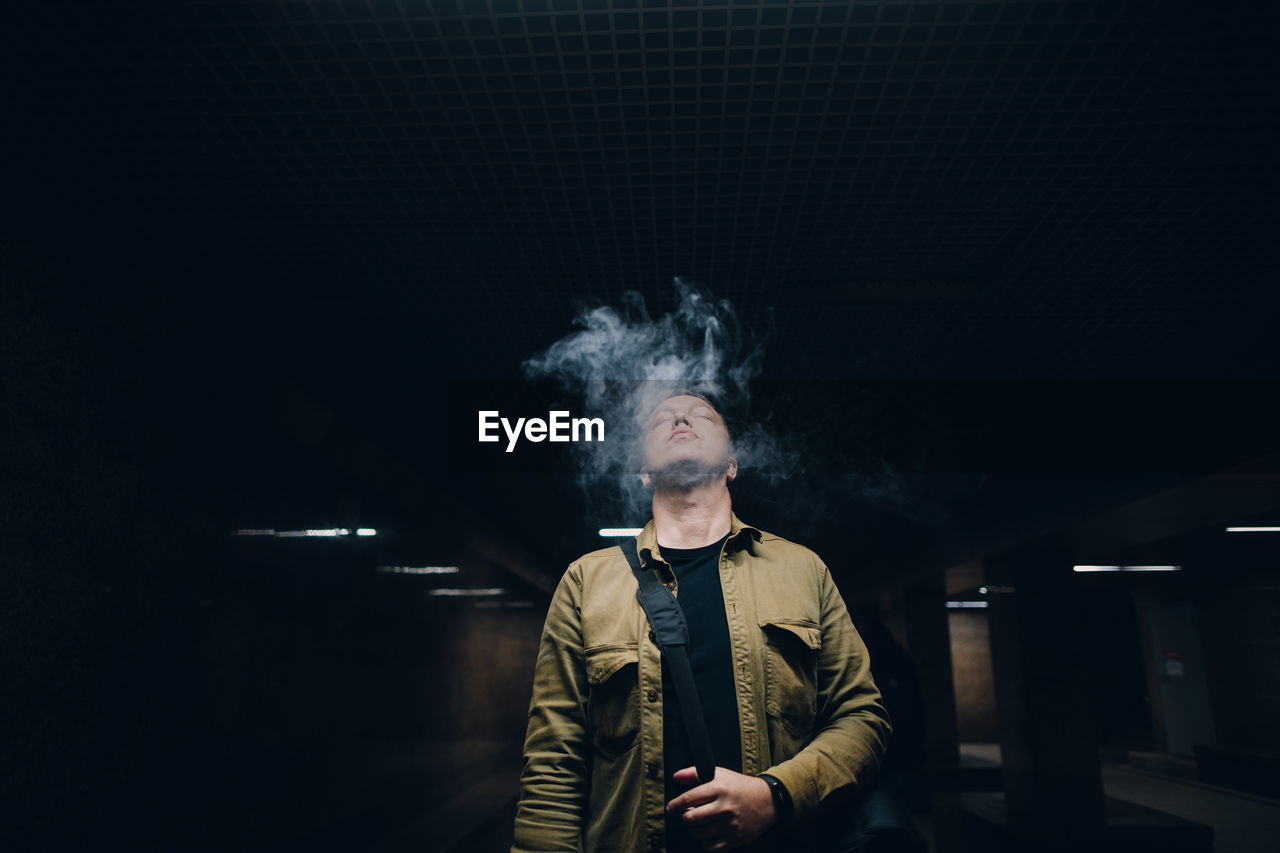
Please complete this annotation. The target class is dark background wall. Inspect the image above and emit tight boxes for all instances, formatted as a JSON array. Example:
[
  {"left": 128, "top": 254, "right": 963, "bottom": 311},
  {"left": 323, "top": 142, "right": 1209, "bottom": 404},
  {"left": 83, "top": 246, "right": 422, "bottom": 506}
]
[{"left": 1201, "top": 568, "right": 1280, "bottom": 755}]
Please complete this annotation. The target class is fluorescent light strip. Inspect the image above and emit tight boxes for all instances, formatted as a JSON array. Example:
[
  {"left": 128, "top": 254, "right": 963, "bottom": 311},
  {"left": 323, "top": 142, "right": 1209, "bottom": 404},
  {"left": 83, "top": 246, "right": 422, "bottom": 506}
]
[
  {"left": 270, "top": 528, "right": 348, "bottom": 537},
  {"left": 428, "top": 588, "right": 507, "bottom": 597},
  {"left": 1073, "top": 565, "right": 1181, "bottom": 573},
  {"left": 945, "top": 601, "right": 989, "bottom": 609},
  {"left": 232, "top": 528, "right": 379, "bottom": 538},
  {"left": 599, "top": 527, "right": 644, "bottom": 537},
  {"left": 1226, "top": 526, "right": 1280, "bottom": 532},
  {"left": 377, "top": 566, "right": 461, "bottom": 575}
]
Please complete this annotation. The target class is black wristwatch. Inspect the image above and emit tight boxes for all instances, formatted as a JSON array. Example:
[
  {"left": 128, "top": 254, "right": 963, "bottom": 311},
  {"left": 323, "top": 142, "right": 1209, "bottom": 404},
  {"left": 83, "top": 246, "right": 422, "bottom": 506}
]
[{"left": 758, "top": 773, "right": 794, "bottom": 827}]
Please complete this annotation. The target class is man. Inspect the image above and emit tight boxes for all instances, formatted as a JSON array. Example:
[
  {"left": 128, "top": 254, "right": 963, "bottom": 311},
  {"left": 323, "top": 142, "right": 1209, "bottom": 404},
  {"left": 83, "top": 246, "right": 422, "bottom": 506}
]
[{"left": 513, "top": 392, "right": 891, "bottom": 853}]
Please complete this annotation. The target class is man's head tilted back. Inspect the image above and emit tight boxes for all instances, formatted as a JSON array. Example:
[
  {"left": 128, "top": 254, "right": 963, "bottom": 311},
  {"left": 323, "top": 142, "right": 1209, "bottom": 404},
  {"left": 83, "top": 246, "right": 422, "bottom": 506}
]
[{"left": 639, "top": 391, "right": 738, "bottom": 492}]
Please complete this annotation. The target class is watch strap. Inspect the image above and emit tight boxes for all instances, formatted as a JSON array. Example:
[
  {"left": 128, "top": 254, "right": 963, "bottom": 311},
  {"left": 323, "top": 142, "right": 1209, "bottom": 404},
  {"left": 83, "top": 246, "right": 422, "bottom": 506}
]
[{"left": 759, "top": 773, "right": 794, "bottom": 827}]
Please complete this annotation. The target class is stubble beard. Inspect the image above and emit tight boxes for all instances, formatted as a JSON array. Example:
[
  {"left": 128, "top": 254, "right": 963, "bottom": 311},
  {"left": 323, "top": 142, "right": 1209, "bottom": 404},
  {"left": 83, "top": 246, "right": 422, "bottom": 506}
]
[{"left": 647, "top": 457, "right": 730, "bottom": 492}]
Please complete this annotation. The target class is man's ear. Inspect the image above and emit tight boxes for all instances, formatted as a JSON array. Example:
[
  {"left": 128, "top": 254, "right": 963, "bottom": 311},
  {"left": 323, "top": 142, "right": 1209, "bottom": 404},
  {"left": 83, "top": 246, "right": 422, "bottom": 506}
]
[
  {"left": 726, "top": 458, "right": 738, "bottom": 481},
  {"left": 640, "top": 471, "right": 652, "bottom": 488}
]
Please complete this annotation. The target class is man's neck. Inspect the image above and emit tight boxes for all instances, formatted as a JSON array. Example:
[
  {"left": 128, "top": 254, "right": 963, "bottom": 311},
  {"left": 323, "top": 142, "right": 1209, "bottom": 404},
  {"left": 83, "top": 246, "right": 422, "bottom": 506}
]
[{"left": 651, "top": 481, "right": 733, "bottom": 549}]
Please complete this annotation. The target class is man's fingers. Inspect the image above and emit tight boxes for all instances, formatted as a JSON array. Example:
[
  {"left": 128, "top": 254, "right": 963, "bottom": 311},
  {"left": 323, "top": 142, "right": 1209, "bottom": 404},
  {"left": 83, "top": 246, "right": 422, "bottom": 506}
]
[
  {"left": 685, "top": 811, "right": 733, "bottom": 841},
  {"left": 673, "top": 765, "right": 722, "bottom": 786},
  {"left": 682, "top": 803, "right": 731, "bottom": 827},
  {"left": 666, "top": 782, "right": 720, "bottom": 814},
  {"left": 671, "top": 766, "right": 701, "bottom": 785},
  {"left": 667, "top": 767, "right": 725, "bottom": 813}
]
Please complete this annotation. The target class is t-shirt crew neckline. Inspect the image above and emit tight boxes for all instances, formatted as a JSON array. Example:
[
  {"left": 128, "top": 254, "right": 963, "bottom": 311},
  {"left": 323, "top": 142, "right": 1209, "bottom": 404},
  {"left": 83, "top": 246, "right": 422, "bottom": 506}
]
[{"left": 657, "top": 532, "right": 731, "bottom": 562}]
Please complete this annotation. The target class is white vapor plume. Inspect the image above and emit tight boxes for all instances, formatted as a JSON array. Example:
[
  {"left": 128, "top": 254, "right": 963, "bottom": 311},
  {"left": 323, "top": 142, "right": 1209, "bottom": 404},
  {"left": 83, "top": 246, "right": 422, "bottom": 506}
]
[{"left": 522, "top": 279, "right": 796, "bottom": 522}]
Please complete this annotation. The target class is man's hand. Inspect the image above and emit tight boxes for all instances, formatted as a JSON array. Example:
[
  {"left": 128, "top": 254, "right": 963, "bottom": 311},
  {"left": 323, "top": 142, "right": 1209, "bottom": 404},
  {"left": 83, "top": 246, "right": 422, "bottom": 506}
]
[{"left": 665, "top": 766, "right": 777, "bottom": 852}]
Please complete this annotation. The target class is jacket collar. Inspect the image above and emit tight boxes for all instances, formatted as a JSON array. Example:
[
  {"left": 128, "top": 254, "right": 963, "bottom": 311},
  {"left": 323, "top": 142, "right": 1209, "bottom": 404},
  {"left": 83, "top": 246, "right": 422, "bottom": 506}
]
[{"left": 635, "top": 511, "right": 762, "bottom": 566}]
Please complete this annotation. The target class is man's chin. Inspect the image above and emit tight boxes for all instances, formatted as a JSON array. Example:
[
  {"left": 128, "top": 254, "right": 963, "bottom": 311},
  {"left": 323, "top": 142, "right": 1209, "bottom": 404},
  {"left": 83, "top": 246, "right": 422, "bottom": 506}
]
[{"left": 648, "top": 458, "right": 728, "bottom": 492}]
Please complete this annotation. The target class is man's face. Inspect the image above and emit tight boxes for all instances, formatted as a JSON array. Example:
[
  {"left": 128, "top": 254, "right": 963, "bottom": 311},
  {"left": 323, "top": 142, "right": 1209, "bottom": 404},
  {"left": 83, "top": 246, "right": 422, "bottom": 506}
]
[{"left": 640, "top": 394, "right": 737, "bottom": 489}]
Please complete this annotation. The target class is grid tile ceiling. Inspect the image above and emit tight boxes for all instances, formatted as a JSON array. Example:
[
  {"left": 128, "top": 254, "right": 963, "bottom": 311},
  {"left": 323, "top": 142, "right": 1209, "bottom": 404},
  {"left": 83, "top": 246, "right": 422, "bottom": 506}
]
[{"left": 14, "top": 0, "right": 1277, "bottom": 381}]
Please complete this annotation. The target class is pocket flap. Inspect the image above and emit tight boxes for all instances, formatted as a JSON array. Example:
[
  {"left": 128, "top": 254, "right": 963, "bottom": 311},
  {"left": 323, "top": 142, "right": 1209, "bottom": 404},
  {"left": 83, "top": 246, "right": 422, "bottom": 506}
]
[
  {"left": 758, "top": 618, "right": 821, "bottom": 650},
  {"left": 585, "top": 645, "right": 639, "bottom": 685}
]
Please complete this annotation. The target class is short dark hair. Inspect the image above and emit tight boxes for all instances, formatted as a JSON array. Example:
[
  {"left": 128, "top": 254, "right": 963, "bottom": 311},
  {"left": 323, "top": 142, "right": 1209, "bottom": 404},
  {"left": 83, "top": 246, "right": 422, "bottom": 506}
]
[{"left": 665, "top": 387, "right": 720, "bottom": 411}]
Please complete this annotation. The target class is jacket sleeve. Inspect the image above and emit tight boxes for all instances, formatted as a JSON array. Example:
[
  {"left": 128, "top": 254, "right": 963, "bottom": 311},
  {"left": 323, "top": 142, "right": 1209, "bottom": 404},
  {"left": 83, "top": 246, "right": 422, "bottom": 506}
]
[
  {"left": 512, "top": 564, "right": 590, "bottom": 852},
  {"left": 761, "top": 563, "right": 892, "bottom": 819}
]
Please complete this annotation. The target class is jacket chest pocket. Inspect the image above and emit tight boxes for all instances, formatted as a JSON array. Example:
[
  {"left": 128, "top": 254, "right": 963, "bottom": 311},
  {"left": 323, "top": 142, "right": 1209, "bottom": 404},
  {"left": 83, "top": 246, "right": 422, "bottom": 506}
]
[
  {"left": 585, "top": 645, "right": 641, "bottom": 760},
  {"left": 759, "top": 619, "right": 821, "bottom": 737}
]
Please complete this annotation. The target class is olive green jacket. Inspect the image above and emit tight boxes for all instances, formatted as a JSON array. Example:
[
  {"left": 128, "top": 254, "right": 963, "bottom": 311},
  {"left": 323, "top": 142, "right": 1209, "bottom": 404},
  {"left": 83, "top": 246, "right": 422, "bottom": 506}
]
[{"left": 512, "top": 514, "right": 891, "bottom": 853}]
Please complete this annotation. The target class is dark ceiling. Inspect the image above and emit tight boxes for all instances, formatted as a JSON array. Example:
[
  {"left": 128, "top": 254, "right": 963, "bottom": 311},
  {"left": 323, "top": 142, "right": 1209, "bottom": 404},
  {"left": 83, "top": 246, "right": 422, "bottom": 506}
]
[{"left": 8, "top": 1, "right": 1278, "bottom": 595}]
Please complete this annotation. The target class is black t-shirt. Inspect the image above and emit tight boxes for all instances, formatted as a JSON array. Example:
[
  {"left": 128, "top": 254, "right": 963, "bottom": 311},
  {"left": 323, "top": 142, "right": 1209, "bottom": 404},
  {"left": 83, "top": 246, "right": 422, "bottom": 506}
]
[{"left": 660, "top": 533, "right": 740, "bottom": 853}]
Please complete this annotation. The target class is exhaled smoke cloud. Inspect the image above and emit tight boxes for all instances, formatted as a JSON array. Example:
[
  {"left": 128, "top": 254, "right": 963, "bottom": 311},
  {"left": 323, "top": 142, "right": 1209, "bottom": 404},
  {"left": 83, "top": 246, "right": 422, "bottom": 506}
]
[{"left": 522, "top": 279, "right": 797, "bottom": 522}]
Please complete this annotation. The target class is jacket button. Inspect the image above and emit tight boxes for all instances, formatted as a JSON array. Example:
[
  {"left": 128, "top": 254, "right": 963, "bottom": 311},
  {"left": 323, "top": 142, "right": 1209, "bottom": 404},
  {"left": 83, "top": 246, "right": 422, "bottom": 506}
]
[
  {"left": 648, "top": 630, "right": 657, "bottom": 644},
  {"left": 663, "top": 581, "right": 675, "bottom": 591},
  {"left": 646, "top": 761, "right": 660, "bottom": 779},
  {"left": 646, "top": 688, "right": 659, "bottom": 702}
]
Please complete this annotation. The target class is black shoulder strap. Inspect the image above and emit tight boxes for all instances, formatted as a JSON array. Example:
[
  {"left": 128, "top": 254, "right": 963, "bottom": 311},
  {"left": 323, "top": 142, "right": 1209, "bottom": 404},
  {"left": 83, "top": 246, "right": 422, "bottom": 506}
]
[{"left": 619, "top": 539, "right": 717, "bottom": 784}]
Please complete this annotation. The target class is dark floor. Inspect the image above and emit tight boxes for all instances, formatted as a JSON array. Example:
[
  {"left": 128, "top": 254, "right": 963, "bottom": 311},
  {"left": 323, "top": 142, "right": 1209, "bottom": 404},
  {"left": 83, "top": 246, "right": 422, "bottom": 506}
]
[
  {"left": 437, "top": 746, "right": 1280, "bottom": 853},
  {"left": 958, "top": 744, "right": 1280, "bottom": 853}
]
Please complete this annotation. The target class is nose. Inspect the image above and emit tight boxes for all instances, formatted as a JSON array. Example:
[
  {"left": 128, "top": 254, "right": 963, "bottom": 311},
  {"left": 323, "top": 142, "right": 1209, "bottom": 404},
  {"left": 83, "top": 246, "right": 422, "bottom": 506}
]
[{"left": 672, "top": 411, "right": 691, "bottom": 427}]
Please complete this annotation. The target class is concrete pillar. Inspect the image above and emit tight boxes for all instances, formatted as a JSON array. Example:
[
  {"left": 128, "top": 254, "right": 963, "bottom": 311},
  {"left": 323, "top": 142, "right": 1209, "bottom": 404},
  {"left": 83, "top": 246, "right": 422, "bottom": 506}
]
[
  {"left": 903, "top": 574, "right": 961, "bottom": 773},
  {"left": 984, "top": 539, "right": 1105, "bottom": 825}
]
